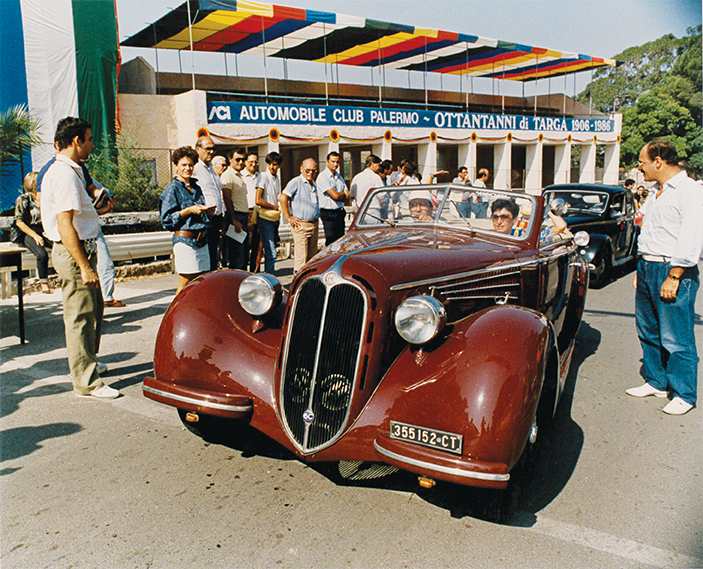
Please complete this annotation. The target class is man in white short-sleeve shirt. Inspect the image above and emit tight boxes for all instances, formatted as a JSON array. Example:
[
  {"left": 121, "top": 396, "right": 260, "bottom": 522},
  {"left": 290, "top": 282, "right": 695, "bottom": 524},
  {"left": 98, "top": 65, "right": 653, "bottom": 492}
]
[{"left": 41, "top": 117, "right": 119, "bottom": 399}]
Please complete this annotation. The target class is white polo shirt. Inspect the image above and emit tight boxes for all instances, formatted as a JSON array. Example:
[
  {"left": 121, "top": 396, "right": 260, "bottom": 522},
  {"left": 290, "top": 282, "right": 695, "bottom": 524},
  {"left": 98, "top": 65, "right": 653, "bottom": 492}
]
[{"left": 40, "top": 154, "right": 100, "bottom": 242}]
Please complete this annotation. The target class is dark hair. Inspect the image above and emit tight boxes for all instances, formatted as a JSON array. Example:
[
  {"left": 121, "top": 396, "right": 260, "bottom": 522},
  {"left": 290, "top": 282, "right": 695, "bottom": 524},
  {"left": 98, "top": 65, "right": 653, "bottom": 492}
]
[
  {"left": 54, "top": 117, "right": 91, "bottom": 151},
  {"left": 230, "top": 146, "right": 247, "bottom": 159},
  {"left": 458, "top": 166, "right": 468, "bottom": 174},
  {"left": 365, "top": 154, "right": 382, "bottom": 168},
  {"left": 326, "top": 151, "right": 341, "bottom": 160},
  {"left": 402, "top": 161, "right": 416, "bottom": 176},
  {"left": 265, "top": 151, "right": 282, "bottom": 165},
  {"left": 678, "top": 160, "right": 694, "bottom": 177},
  {"left": 246, "top": 152, "right": 259, "bottom": 161},
  {"left": 491, "top": 198, "right": 519, "bottom": 219},
  {"left": 380, "top": 159, "right": 393, "bottom": 172},
  {"left": 172, "top": 146, "right": 198, "bottom": 165},
  {"left": 644, "top": 140, "right": 679, "bottom": 166},
  {"left": 624, "top": 178, "right": 635, "bottom": 187}
]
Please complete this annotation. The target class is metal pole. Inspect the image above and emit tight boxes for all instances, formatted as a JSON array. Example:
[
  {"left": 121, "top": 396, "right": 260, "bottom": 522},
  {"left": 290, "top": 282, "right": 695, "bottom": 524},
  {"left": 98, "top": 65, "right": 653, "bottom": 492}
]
[
  {"left": 323, "top": 23, "right": 329, "bottom": 106},
  {"left": 378, "top": 35, "right": 383, "bottom": 107},
  {"left": 261, "top": 17, "right": 268, "bottom": 101},
  {"left": 465, "top": 43, "right": 469, "bottom": 112},
  {"left": 534, "top": 56, "right": 538, "bottom": 116},
  {"left": 424, "top": 40, "right": 428, "bottom": 110},
  {"left": 152, "top": 24, "right": 160, "bottom": 95},
  {"left": 589, "top": 64, "right": 593, "bottom": 115},
  {"left": 186, "top": 0, "right": 195, "bottom": 91}
]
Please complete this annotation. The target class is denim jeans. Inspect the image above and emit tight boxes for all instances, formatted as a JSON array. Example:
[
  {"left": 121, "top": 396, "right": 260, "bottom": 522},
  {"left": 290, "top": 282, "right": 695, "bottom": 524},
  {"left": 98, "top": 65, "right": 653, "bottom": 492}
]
[
  {"left": 226, "top": 212, "right": 249, "bottom": 270},
  {"left": 635, "top": 259, "right": 699, "bottom": 405},
  {"left": 96, "top": 229, "right": 115, "bottom": 301},
  {"left": 22, "top": 233, "right": 50, "bottom": 281},
  {"left": 258, "top": 218, "right": 279, "bottom": 275}
]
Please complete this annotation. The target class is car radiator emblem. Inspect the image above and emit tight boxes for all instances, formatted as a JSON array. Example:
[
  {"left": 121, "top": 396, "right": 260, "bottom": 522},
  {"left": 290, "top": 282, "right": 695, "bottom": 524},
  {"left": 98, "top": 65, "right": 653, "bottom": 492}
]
[{"left": 303, "top": 410, "right": 315, "bottom": 424}]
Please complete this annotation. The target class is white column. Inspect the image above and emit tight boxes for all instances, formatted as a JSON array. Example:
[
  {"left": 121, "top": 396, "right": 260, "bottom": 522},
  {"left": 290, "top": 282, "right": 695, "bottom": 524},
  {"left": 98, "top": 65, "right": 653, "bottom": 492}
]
[
  {"left": 257, "top": 143, "right": 272, "bottom": 171},
  {"left": 418, "top": 142, "right": 437, "bottom": 183},
  {"left": 603, "top": 142, "right": 619, "bottom": 185},
  {"left": 579, "top": 142, "right": 597, "bottom": 184},
  {"left": 458, "top": 142, "right": 476, "bottom": 179},
  {"left": 318, "top": 142, "right": 339, "bottom": 166},
  {"left": 493, "top": 140, "right": 511, "bottom": 190},
  {"left": 524, "top": 142, "right": 543, "bottom": 195},
  {"left": 372, "top": 140, "right": 392, "bottom": 160},
  {"left": 554, "top": 142, "right": 572, "bottom": 184}
]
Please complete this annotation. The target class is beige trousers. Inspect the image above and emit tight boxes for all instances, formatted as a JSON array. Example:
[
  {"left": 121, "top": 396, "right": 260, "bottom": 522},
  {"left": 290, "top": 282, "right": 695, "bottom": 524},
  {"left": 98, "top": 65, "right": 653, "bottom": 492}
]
[
  {"left": 52, "top": 244, "right": 104, "bottom": 395},
  {"left": 291, "top": 219, "right": 319, "bottom": 272}
]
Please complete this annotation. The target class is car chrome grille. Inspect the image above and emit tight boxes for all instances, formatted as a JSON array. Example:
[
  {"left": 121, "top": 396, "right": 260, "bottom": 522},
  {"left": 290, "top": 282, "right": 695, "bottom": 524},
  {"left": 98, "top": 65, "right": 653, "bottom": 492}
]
[
  {"left": 281, "top": 278, "right": 366, "bottom": 452},
  {"left": 434, "top": 267, "right": 521, "bottom": 302}
]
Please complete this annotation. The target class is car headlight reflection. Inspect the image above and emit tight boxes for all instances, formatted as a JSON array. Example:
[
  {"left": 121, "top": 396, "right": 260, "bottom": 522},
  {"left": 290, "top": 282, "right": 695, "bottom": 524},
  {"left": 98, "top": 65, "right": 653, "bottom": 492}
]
[
  {"left": 238, "top": 274, "right": 282, "bottom": 316},
  {"left": 394, "top": 296, "right": 447, "bottom": 344}
]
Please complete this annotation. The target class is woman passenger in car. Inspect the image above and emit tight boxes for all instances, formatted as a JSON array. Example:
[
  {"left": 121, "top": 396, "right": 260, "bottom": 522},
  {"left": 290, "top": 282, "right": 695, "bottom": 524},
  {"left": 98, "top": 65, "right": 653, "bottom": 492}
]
[{"left": 160, "top": 146, "right": 215, "bottom": 295}]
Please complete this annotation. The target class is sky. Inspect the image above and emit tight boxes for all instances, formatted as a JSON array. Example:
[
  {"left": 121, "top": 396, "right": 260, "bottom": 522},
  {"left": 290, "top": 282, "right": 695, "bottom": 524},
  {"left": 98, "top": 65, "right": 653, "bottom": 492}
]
[{"left": 115, "top": 0, "right": 702, "bottom": 98}]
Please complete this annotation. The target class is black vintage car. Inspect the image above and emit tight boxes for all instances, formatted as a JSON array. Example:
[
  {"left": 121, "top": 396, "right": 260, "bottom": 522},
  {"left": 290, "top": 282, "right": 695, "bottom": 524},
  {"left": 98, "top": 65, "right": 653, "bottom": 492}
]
[{"left": 543, "top": 184, "right": 638, "bottom": 285}]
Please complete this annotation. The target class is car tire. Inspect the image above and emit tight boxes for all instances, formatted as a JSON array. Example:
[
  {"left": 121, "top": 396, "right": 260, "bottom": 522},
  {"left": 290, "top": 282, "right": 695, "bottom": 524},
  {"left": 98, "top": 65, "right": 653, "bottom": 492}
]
[
  {"left": 482, "top": 457, "right": 524, "bottom": 524},
  {"left": 594, "top": 245, "right": 612, "bottom": 287}
]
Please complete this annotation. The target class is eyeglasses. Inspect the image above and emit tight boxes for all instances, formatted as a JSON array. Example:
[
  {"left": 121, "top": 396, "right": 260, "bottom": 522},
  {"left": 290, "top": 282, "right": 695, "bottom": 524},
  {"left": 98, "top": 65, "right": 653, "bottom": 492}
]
[
  {"left": 491, "top": 214, "right": 513, "bottom": 221},
  {"left": 303, "top": 169, "right": 318, "bottom": 173},
  {"left": 233, "top": 157, "right": 245, "bottom": 162}
]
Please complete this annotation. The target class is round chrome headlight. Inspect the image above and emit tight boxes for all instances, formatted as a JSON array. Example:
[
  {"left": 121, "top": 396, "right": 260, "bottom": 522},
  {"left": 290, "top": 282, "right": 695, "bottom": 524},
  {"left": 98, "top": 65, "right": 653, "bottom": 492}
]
[
  {"left": 238, "top": 274, "right": 282, "bottom": 316},
  {"left": 574, "top": 231, "right": 590, "bottom": 247},
  {"left": 394, "top": 296, "right": 447, "bottom": 345}
]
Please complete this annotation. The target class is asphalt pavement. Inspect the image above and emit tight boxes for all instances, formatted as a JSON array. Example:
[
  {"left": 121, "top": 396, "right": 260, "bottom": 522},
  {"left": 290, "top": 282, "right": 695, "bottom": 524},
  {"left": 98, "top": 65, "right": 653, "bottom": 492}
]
[{"left": 1, "top": 263, "right": 701, "bottom": 569}]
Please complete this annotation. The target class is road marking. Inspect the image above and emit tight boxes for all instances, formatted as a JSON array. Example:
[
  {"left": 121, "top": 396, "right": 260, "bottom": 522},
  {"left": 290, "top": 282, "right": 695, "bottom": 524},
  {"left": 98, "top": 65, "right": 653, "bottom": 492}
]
[{"left": 516, "top": 511, "right": 703, "bottom": 567}]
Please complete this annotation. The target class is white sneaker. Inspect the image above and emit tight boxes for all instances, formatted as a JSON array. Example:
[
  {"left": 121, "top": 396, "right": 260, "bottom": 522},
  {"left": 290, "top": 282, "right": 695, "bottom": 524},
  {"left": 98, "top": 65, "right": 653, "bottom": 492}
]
[
  {"left": 662, "top": 397, "right": 694, "bottom": 415},
  {"left": 626, "top": 383, "right": 668, "bottom": 398},
  {"left": 96, "top": 362, "right": 108, "bottom": 375},
  {"left": 76, "top": 385, "right": 120, "bottom": 400}
]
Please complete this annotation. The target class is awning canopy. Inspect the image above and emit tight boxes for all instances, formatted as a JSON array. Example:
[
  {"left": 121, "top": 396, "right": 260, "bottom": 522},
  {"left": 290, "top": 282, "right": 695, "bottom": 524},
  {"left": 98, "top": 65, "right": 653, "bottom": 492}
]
[{"left": 122, "top": 0, "right": 619, "bottom": 82}]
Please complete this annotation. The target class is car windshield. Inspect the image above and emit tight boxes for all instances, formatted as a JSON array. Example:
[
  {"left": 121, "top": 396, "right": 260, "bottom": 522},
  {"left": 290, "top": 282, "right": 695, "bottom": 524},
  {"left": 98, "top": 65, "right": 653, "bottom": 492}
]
[
  {"left": 544, "top": 190, "right": 609, "bottom": 214},
  {"left": 357, "top": 185, "right": 538, "bottom": 241}
]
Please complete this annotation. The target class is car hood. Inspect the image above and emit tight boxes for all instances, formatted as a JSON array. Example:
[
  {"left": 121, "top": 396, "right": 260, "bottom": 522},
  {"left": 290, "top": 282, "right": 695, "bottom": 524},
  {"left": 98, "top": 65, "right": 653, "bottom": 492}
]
[{"left": 303, "top": 226, "right": 533, "bottom": 290}]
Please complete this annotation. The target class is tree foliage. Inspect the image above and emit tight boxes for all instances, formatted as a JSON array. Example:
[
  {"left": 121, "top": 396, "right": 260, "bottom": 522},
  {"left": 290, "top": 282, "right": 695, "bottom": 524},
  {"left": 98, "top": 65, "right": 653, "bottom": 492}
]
[
  {"left": 578, "top": 26, "right": 702, "bottom": 172},
  {"left": 87, "top": 134, "right": 161, "bottom": 213},
  {"left": 0, "top": 105, "right": 43, "bottom": 192}
]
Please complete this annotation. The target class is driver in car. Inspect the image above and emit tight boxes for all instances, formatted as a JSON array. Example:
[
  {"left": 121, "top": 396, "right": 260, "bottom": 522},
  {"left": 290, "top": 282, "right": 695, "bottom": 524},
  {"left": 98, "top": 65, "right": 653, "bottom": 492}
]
[
  {"left": 408, "top": 192, "right": 435, "bottom": 221},
  {"left": 490, "top": 198, "right": 520, "bottom": 234}
]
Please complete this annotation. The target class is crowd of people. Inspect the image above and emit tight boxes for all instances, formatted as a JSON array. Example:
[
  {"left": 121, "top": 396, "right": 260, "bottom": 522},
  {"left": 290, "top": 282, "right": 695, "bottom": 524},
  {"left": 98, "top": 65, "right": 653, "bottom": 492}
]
[{"left": 9, "top": 116, "right": 702, "bottom": 415}]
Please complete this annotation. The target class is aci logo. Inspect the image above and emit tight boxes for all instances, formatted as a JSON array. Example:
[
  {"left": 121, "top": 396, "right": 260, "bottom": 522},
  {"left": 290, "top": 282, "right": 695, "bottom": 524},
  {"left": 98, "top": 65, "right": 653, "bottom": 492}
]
[
  {"left": 208, "top": 105, "right": 231, "bottom": 121},
  {"left": 303, "top": 410, "right": 314, "bottom": 424}
]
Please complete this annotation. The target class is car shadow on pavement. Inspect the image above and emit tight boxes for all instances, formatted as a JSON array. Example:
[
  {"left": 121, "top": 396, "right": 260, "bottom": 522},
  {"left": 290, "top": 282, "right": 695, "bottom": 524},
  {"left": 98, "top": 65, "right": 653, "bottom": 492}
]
[
  {"left": 316, "top": 320, "right": 601, "bottom": 526},
  {"left": 0, "top": 422, "right": 83, "bottom": 474},
  {"left": 173, "top": 320, "right": 601, "bottom": 526}
]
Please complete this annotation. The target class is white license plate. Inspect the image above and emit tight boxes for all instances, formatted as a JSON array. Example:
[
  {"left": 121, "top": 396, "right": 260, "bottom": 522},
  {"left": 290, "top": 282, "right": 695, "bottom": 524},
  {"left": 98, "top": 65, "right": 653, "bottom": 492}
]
[{"left": 390, "top": 421, "right": 463, "bottom": 455}]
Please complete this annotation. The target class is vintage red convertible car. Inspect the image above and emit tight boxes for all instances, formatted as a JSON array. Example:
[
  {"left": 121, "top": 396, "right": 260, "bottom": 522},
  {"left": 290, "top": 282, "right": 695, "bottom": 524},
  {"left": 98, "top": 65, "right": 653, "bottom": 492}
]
[{"left": 144, "top": 184, "right": 589, "bottom": 521}]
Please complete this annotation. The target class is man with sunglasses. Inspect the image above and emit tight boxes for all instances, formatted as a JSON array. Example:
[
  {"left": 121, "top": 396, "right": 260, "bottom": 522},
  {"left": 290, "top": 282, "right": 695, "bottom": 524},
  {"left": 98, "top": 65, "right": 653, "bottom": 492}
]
[
  {"left": 490, "top": 198, "right": 520, "bottom": 235},
  {"left": 280, "top": 158, "right": 321, "bottom": 273},
  {"left": 220, "top": 147, "right": 249, "bottom": 270},
  {"left": 194, "top": 136, "right": 225, "bottom": 271}
]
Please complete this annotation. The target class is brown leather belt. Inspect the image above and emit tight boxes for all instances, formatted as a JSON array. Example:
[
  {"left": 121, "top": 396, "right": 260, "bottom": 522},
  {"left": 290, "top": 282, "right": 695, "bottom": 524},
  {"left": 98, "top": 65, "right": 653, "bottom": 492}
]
[{"left": 174, "top": 229, "right": 206, "bottom": 241}]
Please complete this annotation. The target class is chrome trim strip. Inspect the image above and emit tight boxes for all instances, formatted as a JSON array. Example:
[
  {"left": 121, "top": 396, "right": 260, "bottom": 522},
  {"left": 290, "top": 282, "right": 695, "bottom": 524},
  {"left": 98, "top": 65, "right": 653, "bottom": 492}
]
[
  {"left": 374, "top": 441, "right": 510, "bottom": 482},
  {"left": 142, "top": 385, "right": 252, "bottom": 413},
  {"left": 390, "top": 259, "right": 540, "bottom": 291}
]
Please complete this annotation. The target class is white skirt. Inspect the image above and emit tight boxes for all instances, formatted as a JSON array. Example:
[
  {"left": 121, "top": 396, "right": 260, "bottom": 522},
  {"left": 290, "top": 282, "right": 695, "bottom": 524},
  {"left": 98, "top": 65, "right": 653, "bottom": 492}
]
[{"left": 173, "top": 241, "right": 210, "bottom": 274}]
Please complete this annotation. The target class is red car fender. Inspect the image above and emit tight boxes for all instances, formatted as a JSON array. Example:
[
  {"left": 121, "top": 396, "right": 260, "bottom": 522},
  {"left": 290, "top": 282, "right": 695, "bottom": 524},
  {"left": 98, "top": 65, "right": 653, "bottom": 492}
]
[
  {"left": 328, "top": 305, "right": 551, "bottom": 475},
  {"left": 149, "top": 271, "right": 286, "bottom": 438}
]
